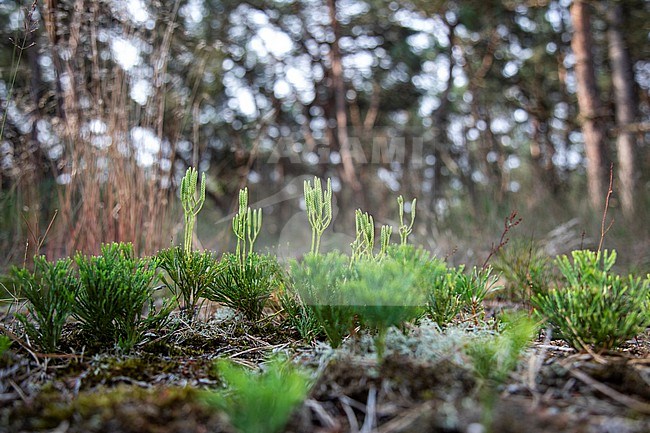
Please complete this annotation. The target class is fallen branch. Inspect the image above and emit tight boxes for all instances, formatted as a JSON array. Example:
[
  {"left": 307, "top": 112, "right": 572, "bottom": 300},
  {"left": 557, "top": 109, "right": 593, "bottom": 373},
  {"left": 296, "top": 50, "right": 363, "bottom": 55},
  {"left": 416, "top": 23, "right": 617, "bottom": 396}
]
[
  {"left": 341, "top": 397, "right": 360, "bottom": 432},
  {"left": 568, "top": 368, "right": 650, "bottom": 414},
  {"left": 304, "top": 399, "right": 339, "bottom": 430},
  {"left": 377, "top": 401, "right": 436, "bottom": 433},
  {"left": 360, "top": 386, "right": 377, "bottom": 433}
]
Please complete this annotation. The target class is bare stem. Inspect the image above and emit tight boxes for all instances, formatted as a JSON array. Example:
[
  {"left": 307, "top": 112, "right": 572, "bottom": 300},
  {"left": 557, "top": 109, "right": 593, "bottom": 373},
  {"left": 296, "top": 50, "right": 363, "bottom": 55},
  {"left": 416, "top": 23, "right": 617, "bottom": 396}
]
[{"left": 597, "top": 163, "right": 615, "bottom": 253}]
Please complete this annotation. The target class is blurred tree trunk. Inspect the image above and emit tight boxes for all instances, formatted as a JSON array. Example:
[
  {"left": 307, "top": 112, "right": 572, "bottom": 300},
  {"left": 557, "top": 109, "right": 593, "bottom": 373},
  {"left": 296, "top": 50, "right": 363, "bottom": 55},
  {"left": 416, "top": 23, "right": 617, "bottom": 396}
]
[
  {"left": 606, "top": 3, "right": 638, "bottom": 217},
  {"left": 326, "top": 0, "right": 360, "bottom": 192},
  {"left": 570, "top": 0, "right": 608, "bottom": 210},
  {"left": 41, "top": 0, "right": 66, "bottom": 121},
  {"left": 429, "top": 18, "right": 456, "bottom": 213},
  {"left": 20, "top": 8, "right": 43, "bottom": 262}
]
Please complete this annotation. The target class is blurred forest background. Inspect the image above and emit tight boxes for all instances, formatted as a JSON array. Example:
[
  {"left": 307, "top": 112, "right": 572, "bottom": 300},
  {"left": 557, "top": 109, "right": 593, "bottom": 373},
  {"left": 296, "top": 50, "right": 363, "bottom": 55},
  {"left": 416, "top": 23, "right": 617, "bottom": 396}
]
[{"left": 0, "top": 0, "right": 648, "bottom": 272}]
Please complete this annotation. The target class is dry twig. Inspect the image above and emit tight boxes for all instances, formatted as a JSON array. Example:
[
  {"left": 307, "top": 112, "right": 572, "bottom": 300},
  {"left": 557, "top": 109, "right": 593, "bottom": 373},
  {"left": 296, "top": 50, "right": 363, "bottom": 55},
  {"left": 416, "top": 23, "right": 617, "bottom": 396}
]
[{"left": 568, "top": 368, "right": 650, "bottom": 414}]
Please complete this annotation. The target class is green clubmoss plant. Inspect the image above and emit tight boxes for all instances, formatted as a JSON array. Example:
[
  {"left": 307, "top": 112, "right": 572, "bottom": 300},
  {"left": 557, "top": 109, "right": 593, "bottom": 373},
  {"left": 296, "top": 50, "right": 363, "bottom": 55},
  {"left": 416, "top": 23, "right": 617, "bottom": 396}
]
[
  {"left": 206, "top": 252, "right": 284, "bottom": 321},
  {"left": 304, "top": 177, "right": 332, "bottom": 256},
  {"left": 465, "top": 313, "right": 537, "bottom": 432},
  {"left": 384, "top": 243, "right": 431, "bottom": 267},
  {"left": 345, "top": 257, "right": 425, "bottom": 357},
  {"left": 385, "top": 244, "right": 462, "bottom": 327},
  {"left": 292, "top": 247, "right": 429, "bottom": 352},
  {"left": 204, "top": 356, "right": 311, "bottom": 433},
  {"left": 157, "top": 246, "right": 219, "bottom": 321},
  {"left": 74, "top": 243, "right": 172, "bottom": 350},
  {"left": 492, "top": 239, "right": 552, "bottom": 302},
  {"left": 181, "top": 167, "right": 206, "bottom": 255},
  {"left": 424, "top": 265, "right": 464, "bottom": 328},
  {"left": 232, "top": 188, "right": 262, "bottom": 268},
  {"left": 397, "top": 195, "right": 416, "bottom": 246},
  {"left": 11, "top": 256, "right": 78, "bottom": 352},
  {"left": 457, "top": 266, "right": 501, "bottom": 323},
  {"left": 465, "top": 313, "right": 537, "bottom": 385},
  {"left": 350, "top": 210, "right": 374, "bottom": 261},
  {"left": 379, "top": 225, "right": 392, "bottom": 257},
  {"left": 532, "top": 249, "right": 649, "bottom": 351},
  {"left": 279, "top": 289, "right": 322, "bottom": 342},
  {"left": 291, "top": 252, "right": 356, "bottom": 348}
]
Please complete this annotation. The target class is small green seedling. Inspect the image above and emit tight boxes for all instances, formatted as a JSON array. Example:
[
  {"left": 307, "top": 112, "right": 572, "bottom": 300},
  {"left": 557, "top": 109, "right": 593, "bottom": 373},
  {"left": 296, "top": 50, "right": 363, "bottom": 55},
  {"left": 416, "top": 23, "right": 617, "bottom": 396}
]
[
  {"left": 466, "top": 313, "right": 538, "bottom": 385},
  {"left": 0, "top": 334, "right": 10, "bottom": 356},
  {"left": 204, "top": 356, "right": 311, "bottom": 433}
]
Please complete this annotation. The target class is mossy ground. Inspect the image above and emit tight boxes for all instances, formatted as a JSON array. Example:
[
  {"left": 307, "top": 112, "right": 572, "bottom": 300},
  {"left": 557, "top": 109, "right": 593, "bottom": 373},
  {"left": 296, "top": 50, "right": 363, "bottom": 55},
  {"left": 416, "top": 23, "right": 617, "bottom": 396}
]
[{"left": 1, "top": 306, "right": 650, "bottom": 433}]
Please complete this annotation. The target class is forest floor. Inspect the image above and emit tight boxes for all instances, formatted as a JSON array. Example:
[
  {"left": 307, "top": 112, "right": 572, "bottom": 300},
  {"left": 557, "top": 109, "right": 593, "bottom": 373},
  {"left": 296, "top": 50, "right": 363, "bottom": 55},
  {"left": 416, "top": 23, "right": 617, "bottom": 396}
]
[{"left": 1, "top": 304, "right": 650, "bottom": 433}]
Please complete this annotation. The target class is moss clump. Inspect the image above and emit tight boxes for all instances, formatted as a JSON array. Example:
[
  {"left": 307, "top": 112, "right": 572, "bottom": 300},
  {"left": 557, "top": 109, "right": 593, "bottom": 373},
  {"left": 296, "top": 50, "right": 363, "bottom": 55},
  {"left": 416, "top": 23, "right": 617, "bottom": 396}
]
[
  {"left": 8, "top": 384, "right": 231, "bottom": 433},
  {"left": 90, "top": 355, "right": 180, "bottom": 383}
]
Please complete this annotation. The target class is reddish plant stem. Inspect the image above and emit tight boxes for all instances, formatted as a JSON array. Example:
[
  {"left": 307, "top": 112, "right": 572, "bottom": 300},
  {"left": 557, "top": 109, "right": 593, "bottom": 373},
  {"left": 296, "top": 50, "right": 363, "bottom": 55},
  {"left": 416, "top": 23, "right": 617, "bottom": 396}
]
[{"left": 482, "top": 210, "right": 522, "bottom": 270}]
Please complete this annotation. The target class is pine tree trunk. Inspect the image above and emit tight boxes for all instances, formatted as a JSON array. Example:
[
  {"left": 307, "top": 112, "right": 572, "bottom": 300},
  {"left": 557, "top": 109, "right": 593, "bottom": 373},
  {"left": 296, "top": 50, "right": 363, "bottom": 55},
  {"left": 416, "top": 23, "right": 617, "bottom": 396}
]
[
  {"left": 326, "top": 0, "right": 360, "bottom": 191},
  {"left": 606, "top": 3, "right": 638, "bottom": 217},
  {"left": 570, "top": 0, "right": 608, "bottom": 210}
]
